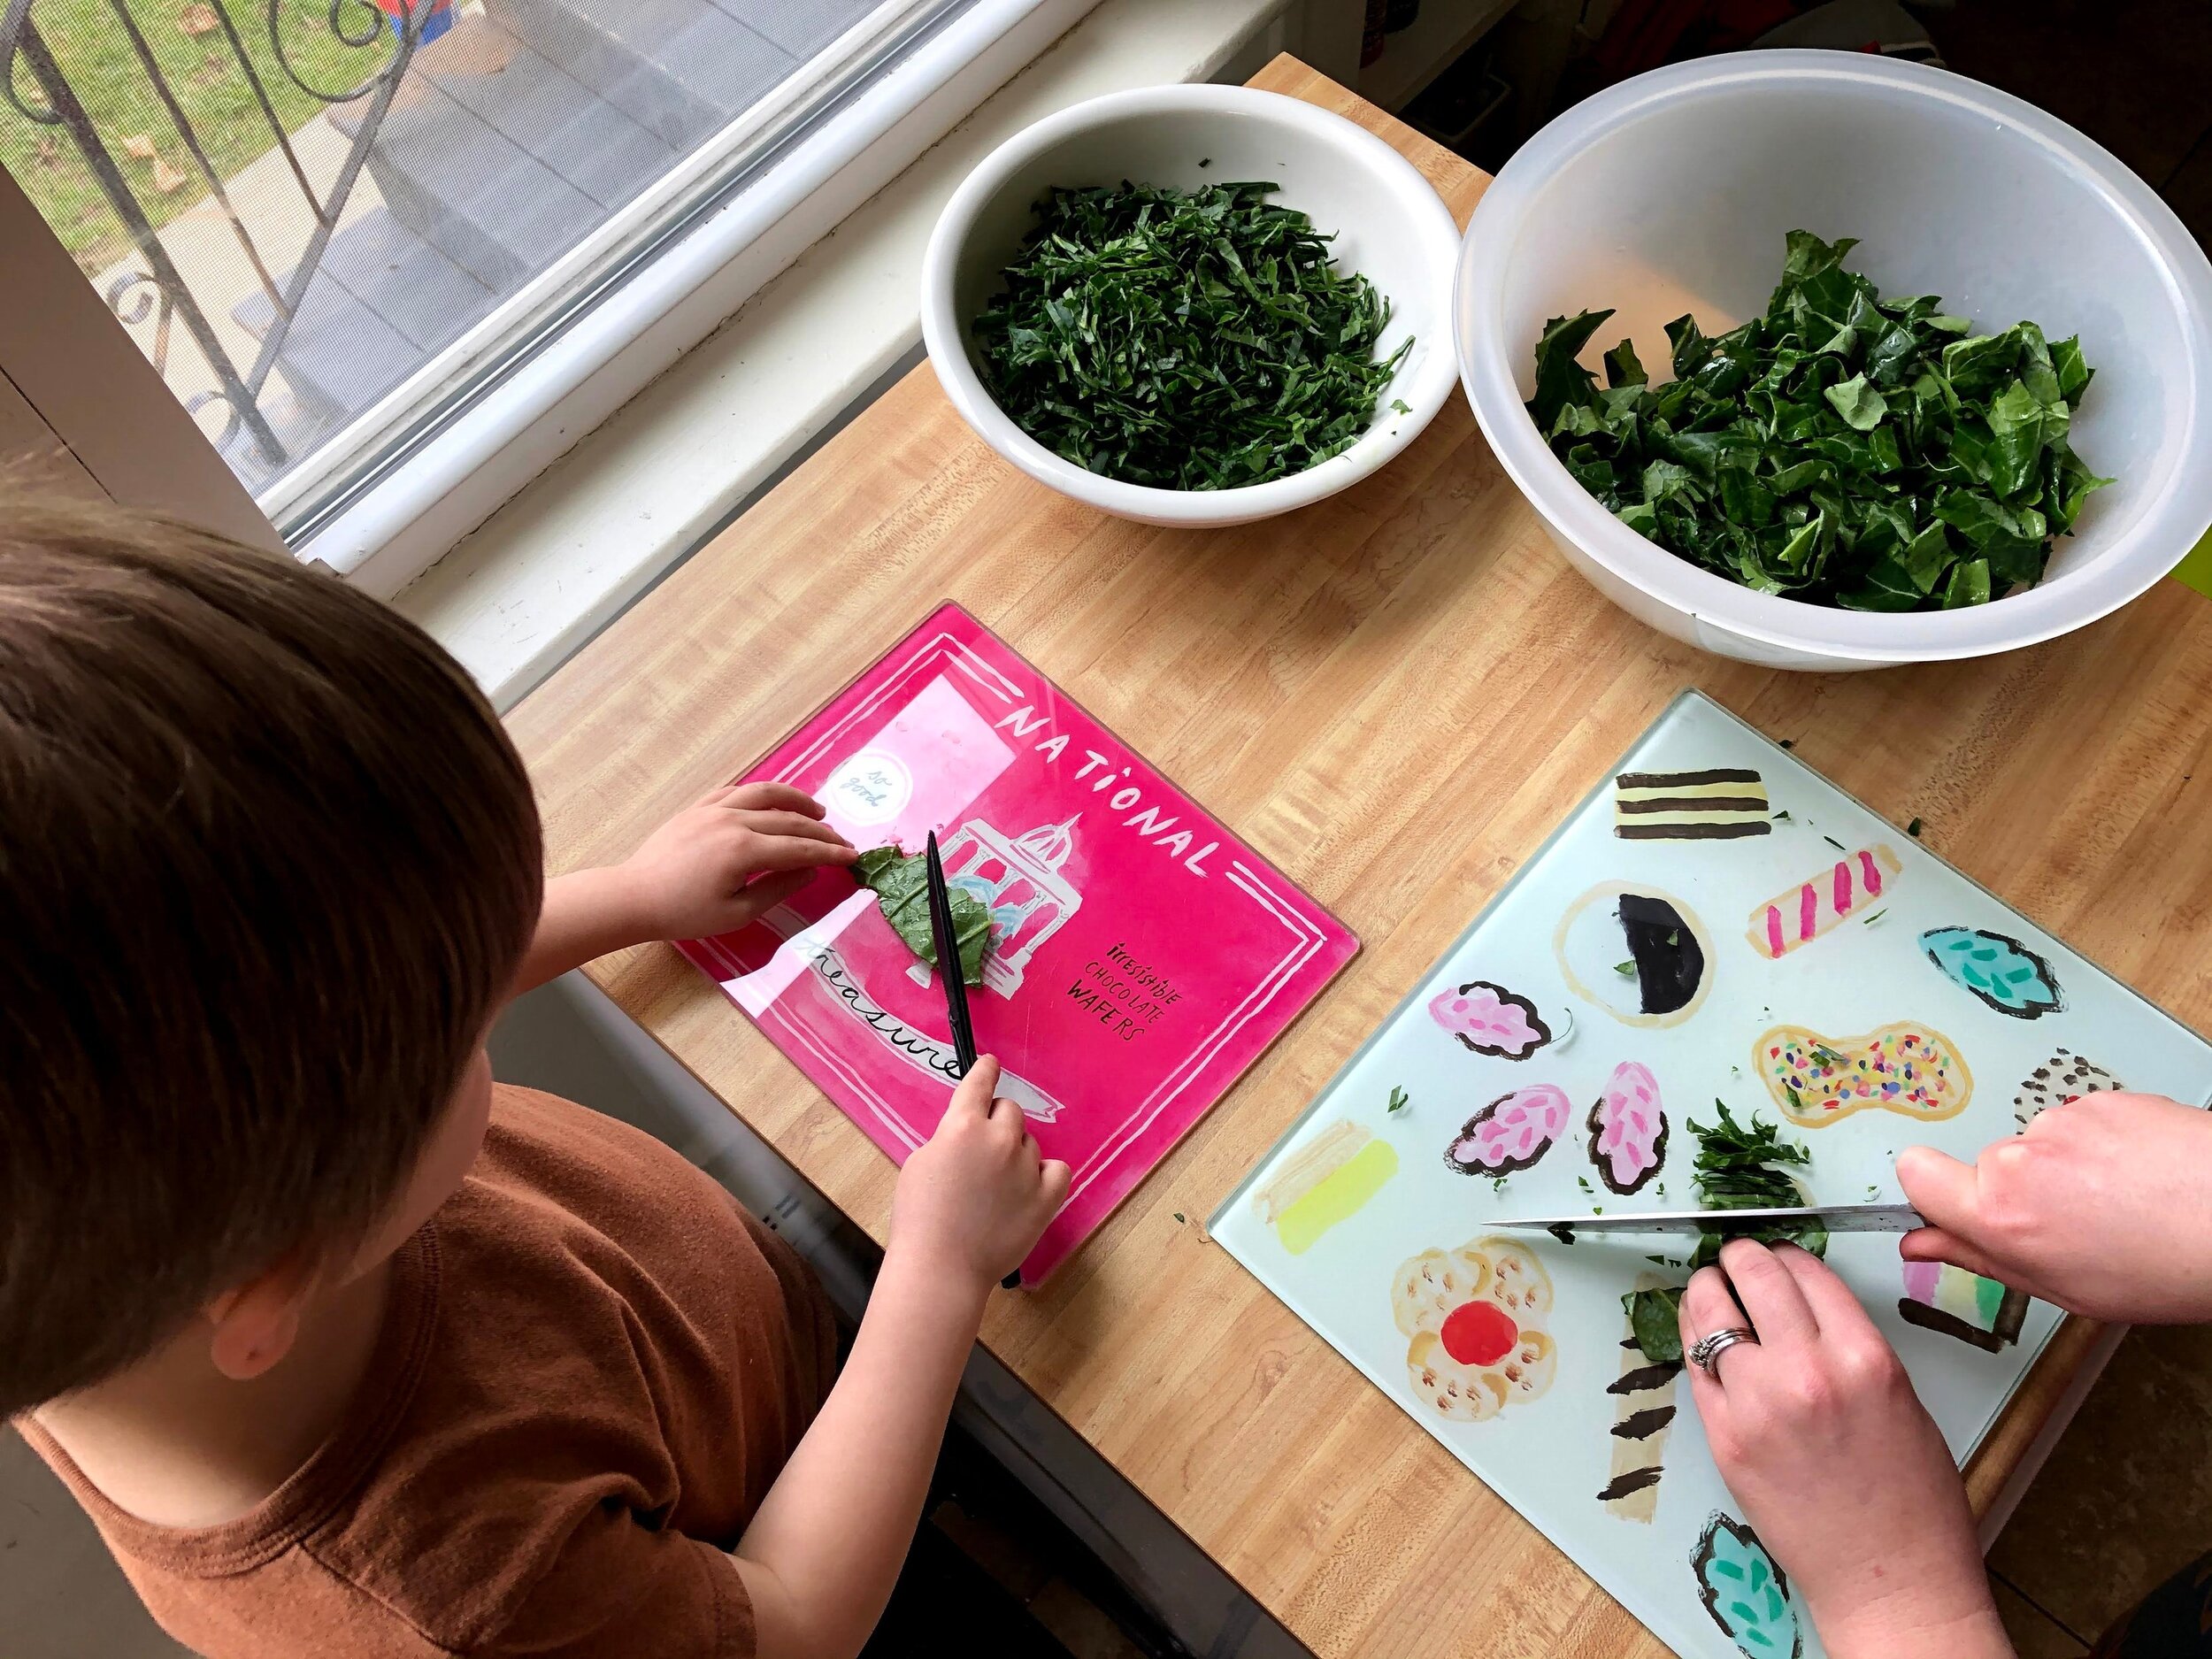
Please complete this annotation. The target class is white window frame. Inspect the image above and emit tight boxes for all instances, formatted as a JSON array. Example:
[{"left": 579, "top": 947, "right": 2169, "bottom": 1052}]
[
  {"left": 4, "top": 0, "right": 1354, "bottom": 613},
  {"left": 2, "top": 0, "right": 1102, "bottom": 589},
  {"left": 0, "top": 165, "right": 279, "bottom": 551}
]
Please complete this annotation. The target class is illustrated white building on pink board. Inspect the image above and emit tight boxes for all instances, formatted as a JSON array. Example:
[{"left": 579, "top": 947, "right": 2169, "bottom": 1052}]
[{"left": 941, "top": 814, "right": 1083, "bottom": 998}]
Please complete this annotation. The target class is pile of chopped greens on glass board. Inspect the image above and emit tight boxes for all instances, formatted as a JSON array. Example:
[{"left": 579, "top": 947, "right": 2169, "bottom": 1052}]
[
  {"left": 1621, "top": 1101, "right": 1822, "bottom": 1363},
  {"left": 972, "top": 180, "right": 1411, "bottom": 490},
  {"left": 1530, "top": 231, "right": 2109, "bottom": 611}
]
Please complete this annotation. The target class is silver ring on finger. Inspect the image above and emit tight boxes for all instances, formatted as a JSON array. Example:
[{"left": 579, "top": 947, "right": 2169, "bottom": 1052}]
[{"left": 1687, "top": 1326, "right": 1759, "bottom": 1376}]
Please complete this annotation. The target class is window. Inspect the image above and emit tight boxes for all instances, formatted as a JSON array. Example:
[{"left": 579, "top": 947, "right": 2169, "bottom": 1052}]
[{"left": 0, "top": 0, "right": 1046, "bottom": 557}]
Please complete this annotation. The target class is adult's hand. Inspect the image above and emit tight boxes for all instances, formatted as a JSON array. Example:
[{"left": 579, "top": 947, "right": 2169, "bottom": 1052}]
[
  {"left": 1899, "top": 1092, "right": 2212, "bottom": 1324},
  {"left": 1678, "top": 1240, "right": 2012, "bottom": 1659}
]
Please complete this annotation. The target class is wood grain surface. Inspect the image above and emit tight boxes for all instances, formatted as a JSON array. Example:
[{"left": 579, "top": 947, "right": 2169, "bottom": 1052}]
[{"left": 505, "top": 56, "right": 2212, "bottom": 1657}]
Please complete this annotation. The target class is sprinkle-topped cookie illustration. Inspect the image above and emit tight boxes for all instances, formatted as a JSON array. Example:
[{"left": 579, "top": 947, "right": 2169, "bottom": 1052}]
[
  {"left": 1427, "top": 979, "right": 1553, "bottom": 1059},
  {"left": 1755, "top": 1022, "right": 1971, "bottom": 1127},
  {"left": 1746, "top": 845, "right": 1901, "bottom": 959},
  {"left": 1613, "top": 768, "right": 1771, "bottom": 840},
  {"left": 1392, "top": 1237, "right": 1557, "bottom": 1422},
  {"left": 1587, "top": 1061, "right": 1668, "bottom": 1194},
  {"left": 1446, "top": 1085, "right": 1573, "bottom": 1177}
]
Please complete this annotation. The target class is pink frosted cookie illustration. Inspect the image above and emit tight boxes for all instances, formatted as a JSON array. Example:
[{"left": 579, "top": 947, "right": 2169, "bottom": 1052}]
[
  {"left": 1587, "top": 1061, "right": 1669, "bottom": 1194},
  {"left": 1428, "top": 979, "right": 1554, "bottom": 1060},
  {"left": 1447, "top": 1084, "right": 1573, "bottom": 1176}
]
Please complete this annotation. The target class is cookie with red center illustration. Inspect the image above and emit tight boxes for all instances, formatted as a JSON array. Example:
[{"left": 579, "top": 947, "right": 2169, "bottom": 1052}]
[{"left": 1393, "top": 1236, "right": 1557, "bottom": 1422}]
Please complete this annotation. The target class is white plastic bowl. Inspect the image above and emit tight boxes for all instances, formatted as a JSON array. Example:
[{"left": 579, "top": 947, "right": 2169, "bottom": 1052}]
[
  {"left": 922, "top": 84, "right": 1462, "bottom": 526},
  {"left": 1455, "top": 51, "right": 2212, "bottom": 669}
]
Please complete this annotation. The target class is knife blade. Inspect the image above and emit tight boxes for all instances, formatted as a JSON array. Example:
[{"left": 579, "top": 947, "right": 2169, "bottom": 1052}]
[
  {"left": 923, "top": 830, "right": 976, "bottom": 1075},
  {"left": 1489, "top": 1202, "right": 1924, "bottom": 1238}
]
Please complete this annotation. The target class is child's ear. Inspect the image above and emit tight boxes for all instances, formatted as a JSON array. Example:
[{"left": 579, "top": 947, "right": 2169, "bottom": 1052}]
[{"left": 204, "top": 1245, "right": 323, "bottom": 1381}]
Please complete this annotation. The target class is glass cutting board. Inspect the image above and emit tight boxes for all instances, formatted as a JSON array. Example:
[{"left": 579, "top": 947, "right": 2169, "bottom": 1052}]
[{"left": 1211, "top": 688, "right": 2212, "bottom": 1659}]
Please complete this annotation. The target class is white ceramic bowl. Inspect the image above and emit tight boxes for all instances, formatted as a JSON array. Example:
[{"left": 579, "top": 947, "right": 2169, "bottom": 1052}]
[
  {"left": 1456, "top": 51, "right": 2212, "bottom": 669},
  {"left": 921, "top": 84, "right": 1462, "bottom": 526}
]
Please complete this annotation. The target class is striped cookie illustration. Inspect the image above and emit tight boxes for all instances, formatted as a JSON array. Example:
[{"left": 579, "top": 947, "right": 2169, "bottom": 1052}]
[
  {"left": 1587, "top": 1062, "right": 1668, "bottom": 1195},
  {"left": 1613, "top": 767, "right": 1770, "bottom": 840},
  {"left": 1746, "top": 845, "right": 1901, "bottom": 958},
  {"left": 1599, "top": 1273, "right": 1683, "bottom": 1523},
  {"left": 2013, "top": 1048, "right": 2122, "bottom": 1129},
  {"left": 1898, "top": 1261, "right": 2028, "bottom": 1353},
  {"left": 1755, "top": 1022, "right": 1971, "bottom": 1128},
  {"left": 1392, "top": 1237, "right": 1556, "bottom": 1423},
  {"left": 1446, "top": 1084, "right": 1573, "bottom": 1177},
  {"left": 1253, "top": 1121, "right": 1398, "bottom": 1255}
]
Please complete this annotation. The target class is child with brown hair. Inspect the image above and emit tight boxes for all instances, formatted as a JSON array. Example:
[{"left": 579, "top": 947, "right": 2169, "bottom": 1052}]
[{"left": 0, "top": 486, "right": 1069, "bottom": 1658}]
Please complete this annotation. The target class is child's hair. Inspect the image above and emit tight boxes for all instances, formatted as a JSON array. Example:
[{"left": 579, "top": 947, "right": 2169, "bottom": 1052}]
[{"left": 0, "top": 485, "right": 542, "bottom": 1416}]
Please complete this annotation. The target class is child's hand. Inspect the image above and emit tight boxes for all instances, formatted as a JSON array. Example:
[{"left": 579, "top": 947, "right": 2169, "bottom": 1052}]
[
  {"left": 1679, "top": 1241, "right": 2010, "bottom": 1659},
  {"left": 1899, "top": 1091, "right": 2212, "bottom": 1324},
  {"left": 618, "top": 783, "right": 856, "bottom": 941},
  {"left": 892, "top": 1057, "right": 1070, "bottom": 1292}
]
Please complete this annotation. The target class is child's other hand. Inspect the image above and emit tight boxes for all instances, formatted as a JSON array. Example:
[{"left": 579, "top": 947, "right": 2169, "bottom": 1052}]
[
  {"left": 1680, "top": 1241, "right": 2009, "bottom": 1659},
  {"left": 892, "top": 1057, "right": 1070, "bottom": 1292},
  {"left": 1899, "top": 1091, "right": 2212, "bottom": 1325},
  {"left": 618, "top": 783, "right": 856, "bottom": 941}
]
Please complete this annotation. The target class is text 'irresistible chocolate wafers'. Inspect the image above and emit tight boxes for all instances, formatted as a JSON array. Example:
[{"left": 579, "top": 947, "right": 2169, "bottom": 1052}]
[{"left": 1612, "top": 768, "right": 1771, "bottom": 841}]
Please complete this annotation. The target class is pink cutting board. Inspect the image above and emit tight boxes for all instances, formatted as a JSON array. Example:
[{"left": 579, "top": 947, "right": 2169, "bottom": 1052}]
[{"left": 678, "top": 603, "right": 1358, "bottom": 1282}]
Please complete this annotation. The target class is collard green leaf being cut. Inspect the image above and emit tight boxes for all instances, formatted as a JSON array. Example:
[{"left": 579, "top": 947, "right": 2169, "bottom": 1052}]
[
  {"left": 1526, "top": 232, "right": 2108, "bottom": 610},
  {"left": 1623, "top": 1285, "right": 1686, "bottom": 1364},
  {"left": 853, "top": 846, "right": 990, "bottom": 986},
  {"left": 1686, "top": 1100, "right": 1823, "bottom": 1272},
  {"left": 971, "top": 180, "right": 1412, "bottom": 491}
]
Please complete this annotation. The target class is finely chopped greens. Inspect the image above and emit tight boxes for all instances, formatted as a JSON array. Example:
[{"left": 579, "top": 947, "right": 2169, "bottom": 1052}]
[
  {"left": 972, "top": 180, "right": 1411, "bottom": 489},
  {"left": 1530, "top": 231, "right": 2110, "bottom": 611},
  {"left": 1620, "top": 1101, "right": 1823, "bottom": 1362}
]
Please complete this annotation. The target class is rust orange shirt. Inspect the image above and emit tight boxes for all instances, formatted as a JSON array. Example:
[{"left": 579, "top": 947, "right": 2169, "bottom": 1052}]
[{"left": 19, "top": 1085, "right": 838, "bottom": 1658}]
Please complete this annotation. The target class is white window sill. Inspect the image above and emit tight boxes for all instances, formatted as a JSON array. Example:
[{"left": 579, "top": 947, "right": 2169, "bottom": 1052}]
[{"left": 394, "top": 0, "right": 1310, "bottom": 709}]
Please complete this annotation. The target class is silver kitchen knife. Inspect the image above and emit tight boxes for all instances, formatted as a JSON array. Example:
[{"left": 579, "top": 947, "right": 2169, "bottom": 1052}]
[{"left": 1490, "top": 1202, "right": 1924, "bottom": 1239}]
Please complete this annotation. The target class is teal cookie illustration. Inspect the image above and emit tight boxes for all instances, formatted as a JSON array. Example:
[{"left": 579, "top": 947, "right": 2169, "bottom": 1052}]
[
  {"left": 1919, "top": 926, "right": 2064, "bottom": 1019},
  {"left": 1693, "top": 1513, "right": 1801, "bottom": 1658}
]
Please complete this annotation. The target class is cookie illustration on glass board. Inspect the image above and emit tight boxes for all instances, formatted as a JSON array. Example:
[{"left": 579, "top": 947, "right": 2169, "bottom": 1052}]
[
  {"left": 2013, "top": 1048, "right": 2122, "bottom": 1129},
  {"left": 1252, "top": 1121, "right": 1398, "bottom": 1256},
  {"left": 1612, "top": 767, "right": 1770, "bottom": 840},
  {"left": 1693, "top": 1513, "right": 1801, "bottom": 1658},
  {"left": 1446, "top": 1085, "right": 1572, "bottom": 1177},
  {"left": 1554, "top": 882, "right": 1712, "bottom": 1029},
  {"left": 1587, "top": 1061, "right": 1668, "bottom": 1194},
  {"left": 1898, "top": 1261, "right": 2029, "bottom": 1352},
  {"left": 1920, "top": 926, "right": 2064, "bottom": 1019},
  {"left": 1392, "top": 1237, "right": 1556, "bottom": 1423},
  {"left": 1756, "top": 1022, "right": 1971, "bottom": 1128},
  {"left": 1427, "top": 979, "right": 1554, "bottom": 1060},
  {"left": 1746, "top": 845, "right": 1901, "bottom": 959},
  {"left": 1598, "top": 1272, "right": 1683, "bottom": 1523}
]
